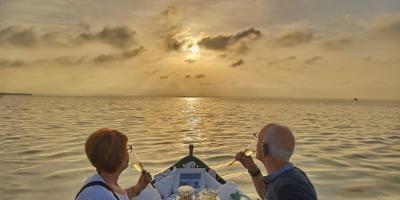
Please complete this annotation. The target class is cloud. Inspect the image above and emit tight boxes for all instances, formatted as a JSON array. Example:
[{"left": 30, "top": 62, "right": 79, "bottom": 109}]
[
  {"left": 185, "top": 59, "right": 196, "bottom": 64},
  {"left": 76, "top": 26, "right": 137, "bottom": 49},
  {"left": 230, "top": 59, "right": 244, "bottom": 67},
  {"left": 164, "top": 29, "right": 189, "bottom": 51},
  {"left": 0, "top": 46, "right": 144, "bottom": 67},
  {"left": 77, "top": 22, "right": 91, "bottom": 31},
  {"left": 49, "top": 56, "right": 86, "bottom": 66},
  {"left": 92, "top": 46, "right": 144, "bottom": 64},
  {"left": 0, "top": 26, "right": 38, "bottom": 47},
  {"left": 268, "top": 56, "right": 296, "bottom": 66},
  {"left": 0, "top": 26, "right": 138, "bottom": 49},
  {"left": 0, "top": 56, "right": 86, "bottom": 68},
  {"left": 0, "top": 59, "right": 26, "bottom": 67},
  {"left": 157, "top": 5, "right": 189, "bottom": 52},
  {"left": 272, "top": 30, "right": 313, "bottom": 47},
  {"left": 198, "top": 27, "right": 261, "bottom": 51},
  {"left": 194, "top": 74, "right": 206, "bottom": 78},
  {"left": 304, "top": 56, "right": 323, "bottom": 65},
  {"left": 370, "top": 12, "right": 400, "bottom": 37},
  {"left": 185, "top": 74, "right": 191, "bottom": 79},
  {"left": 322, "top": 37, "right": 354, "bottom": 50},
  {"left": 236, "top": 42, "right": 249, "bottom": 54},
  {"left": 161, "top": 5, "right": 180, "bottom": 19},
  {"left": 160, "top": 75, "right": 169, "bottom": 79}
]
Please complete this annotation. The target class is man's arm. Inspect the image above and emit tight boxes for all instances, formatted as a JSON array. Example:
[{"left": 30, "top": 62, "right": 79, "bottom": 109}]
[
  {"left": 236, "top": 151, "right": 267, "bottom": 199},
  {"left": 249, "top": 167, "right": 266, "bottom": 199}
]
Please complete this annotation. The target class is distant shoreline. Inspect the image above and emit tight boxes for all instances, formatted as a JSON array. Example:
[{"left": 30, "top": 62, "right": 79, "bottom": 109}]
[
  {"left": 0, "top": 93, "right": 33, "bottom": 96},
  {"left": 0, "top": 93, "right": 399, "bottom": 101}
]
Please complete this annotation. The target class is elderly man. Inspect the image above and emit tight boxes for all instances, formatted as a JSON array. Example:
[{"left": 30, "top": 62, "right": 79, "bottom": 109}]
[{"left": 235, "top": 123, "right": 317, "bottom": 200}]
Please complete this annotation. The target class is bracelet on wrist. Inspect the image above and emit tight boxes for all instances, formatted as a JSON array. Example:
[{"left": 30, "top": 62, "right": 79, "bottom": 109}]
[{"left": 248, "top": 167, "right": 261, "bottom": 177}]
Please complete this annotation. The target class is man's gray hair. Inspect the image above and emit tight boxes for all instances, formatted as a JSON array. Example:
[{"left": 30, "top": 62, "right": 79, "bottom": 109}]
[{"left": 263, "top": 124, "right": 295, "bottom": 161}]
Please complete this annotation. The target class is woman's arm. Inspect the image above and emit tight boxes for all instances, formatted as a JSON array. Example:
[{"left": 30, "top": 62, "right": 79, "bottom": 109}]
[
  {"left": 126, "top": 185, "right": 142, "bottom": 199},
  {"left": 125, "top": 170, "right": 152, "bottom": 199}
]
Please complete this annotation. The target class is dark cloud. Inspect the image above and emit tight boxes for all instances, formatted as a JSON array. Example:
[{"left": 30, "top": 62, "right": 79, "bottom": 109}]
[
  {"left": 194, "top": 74, "right": 206, "bottom": 79},
  {"left": 0, "top": 56, "right": 86, "bottom": 68},
  {"left": 364, "top": 56, "right": 372, "bottom": 62},
  {"left": 273, "top": 30, "right": 313, "bottom": 47},
  {"left": 268, "top": 56, "right": 296, "bottom": 66},
  {"left": 371, "top": 13, "right": 400, "bottom": 38},
  {"left": 0, "top": 59, "right": 26, "bottom": 67},
  {"left": 77, "top": 22, "right": 90, "bottom": 31},
  {"left": 0, "top": 26, "right": 138, "bottom": 49},
  {"left": 77, "top": 26, "right": 137, "bottom": 49},
  {"left": 158, "top": 5, "right": 188, "bottom": 52},
  {"left": 161, "top": 5, "right": 179, "bottom": 18},
  {"left": 322, "top": 37, "right": 353, "bottom": 50},
  {"left": 304, "top": 56, "right": 323, "bottom": 65},
  {"left": 50, "top": 56, "right": 86, "bottom": 66},
  {"left": 198, "top": 27, "right": 261, "bottom": 51},
  {"left": 144, "top": 69, "right": 159, "bottom": 75},
  {"left": 160, "top": 75, "right": 169, "bottom": 79},
  {"left": 0, "top": 26, "right": 38, "bottom": 47},
  {"left": 0, "top": 46, "right": 143, "bottom": 67},
  {"left": 230, "top": 59, "right": 244, "bottom": 67},
  {"left": 200, "top": 82, "right": 215, "bottom": 86},
  {"left": 93, "top": 46, "right": 144, "bottom": 64},
  {"left": 165, "top": 33, "right": 187, "bottom": 51},
  {"left": 185, "top": 59, "right": 196, "bottom": 64}
]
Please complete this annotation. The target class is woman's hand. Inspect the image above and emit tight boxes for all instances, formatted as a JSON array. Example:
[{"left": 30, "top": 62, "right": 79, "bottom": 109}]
[
  {"left": 136, "top": 170, "right": 152, "bottom": 191},
  {"left": 128, "top": 170, "right": 152, "bottom": 198}
]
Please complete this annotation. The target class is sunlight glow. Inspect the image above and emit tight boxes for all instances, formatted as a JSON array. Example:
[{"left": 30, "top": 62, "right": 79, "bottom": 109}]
[{"left": 189, "top": 44, "right": 200, "bottom": 55}]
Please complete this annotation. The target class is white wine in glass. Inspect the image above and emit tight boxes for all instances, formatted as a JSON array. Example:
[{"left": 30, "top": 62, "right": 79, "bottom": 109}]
[
  {"left": 130, "top": 150, "right": 144, "bottom": 172},
  {"left": 243, "top": 148, "right": 255, "bottom": 156},
  {"left": 133, "top": 162, "right": 144, "bottom": 172},
  {"left": 227, "top": 140, "right": 257, "bottom": 166}
]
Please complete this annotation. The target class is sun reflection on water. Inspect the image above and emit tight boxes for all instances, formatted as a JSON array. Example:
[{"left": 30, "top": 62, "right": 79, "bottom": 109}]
[{"left": 181, "top": 97, "right": 203, "bottom": 144}]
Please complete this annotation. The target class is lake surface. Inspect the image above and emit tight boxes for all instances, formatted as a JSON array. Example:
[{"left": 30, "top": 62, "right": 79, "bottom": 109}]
[{"left": 0, "top": 96, "right": 399, "bottom": 200}]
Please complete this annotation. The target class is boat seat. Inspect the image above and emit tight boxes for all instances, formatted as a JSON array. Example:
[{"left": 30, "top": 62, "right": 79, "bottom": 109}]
[{"left": 154, "top": 167, "right": 222, "bottom": 199}]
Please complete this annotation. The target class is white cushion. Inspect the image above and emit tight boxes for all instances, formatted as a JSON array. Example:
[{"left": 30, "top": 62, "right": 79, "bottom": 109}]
[
  {"left": 217, "top": 181, "right": 239, "bottom": 200},
  {"left": 205, "top": 172, "right": 222, "bottom": 190},
  {"left": 136, "top": 185, "right": 162, "bottom": 200},
  {"left": 154, "top": 175, "right": 174, "bottom": 198}
]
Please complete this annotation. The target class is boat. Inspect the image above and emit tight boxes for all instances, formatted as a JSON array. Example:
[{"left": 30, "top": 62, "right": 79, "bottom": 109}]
[{"left": 146, "top": 144, "right": 250, "bottom": 200}]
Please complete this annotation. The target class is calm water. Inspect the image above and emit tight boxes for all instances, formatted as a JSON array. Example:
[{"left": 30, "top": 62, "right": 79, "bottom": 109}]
[{"left": 0, "top": 96, "right": 399, "bottom": 200}]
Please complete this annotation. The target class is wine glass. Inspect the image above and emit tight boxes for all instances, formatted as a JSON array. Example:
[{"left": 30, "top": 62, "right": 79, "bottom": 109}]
[
  {"left": 227, "top": 139, "right": 257, "bottom": 166},
  {"left": 128, "top": 145, "right": 144, "bottom": 172}
]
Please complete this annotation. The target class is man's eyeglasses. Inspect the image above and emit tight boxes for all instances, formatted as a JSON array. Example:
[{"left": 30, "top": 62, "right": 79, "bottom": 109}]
[
  {"left": 127, "top": 144, "right": 133, "bottom": 153},
  {"left": 253, "top": 132, "right": 262, "bottom": 141}
]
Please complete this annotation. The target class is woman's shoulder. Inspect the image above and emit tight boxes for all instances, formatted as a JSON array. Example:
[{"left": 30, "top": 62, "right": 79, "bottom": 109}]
[{"left": 76, "top": 173, "right": 129, "bottom": 200}]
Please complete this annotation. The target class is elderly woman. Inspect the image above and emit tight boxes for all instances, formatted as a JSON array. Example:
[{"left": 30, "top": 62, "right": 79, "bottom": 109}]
[{"left": 76, "top": 128, "right": 152, "bottom": 200}]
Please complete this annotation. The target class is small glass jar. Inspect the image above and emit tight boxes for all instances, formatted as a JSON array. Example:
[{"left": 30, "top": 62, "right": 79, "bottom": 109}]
[
  {"left": 176, "top": 185, "right": 195, "bottom": 200},
  {"left": 199, "top": 189, "right": 220, "bottom": 200}
]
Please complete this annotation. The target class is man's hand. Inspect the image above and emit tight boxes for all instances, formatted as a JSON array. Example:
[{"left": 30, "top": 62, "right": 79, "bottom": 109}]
[{"left": 235, "top": 151, "right": 258, "bottom": 172}]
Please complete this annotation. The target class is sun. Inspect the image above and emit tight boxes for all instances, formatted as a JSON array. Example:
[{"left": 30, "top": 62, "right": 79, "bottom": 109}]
[
  {"left": 184, "top": 37, "right": 201, "bottom": 60},
  {"left": 188, "top": 44, "right": 200, "bottom": 55}
]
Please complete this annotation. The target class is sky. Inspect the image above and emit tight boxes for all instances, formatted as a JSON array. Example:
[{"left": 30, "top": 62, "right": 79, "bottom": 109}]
[{"left": 0, "top": 0, "right": 399, "bottom": 99}]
